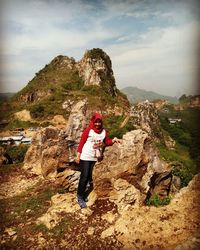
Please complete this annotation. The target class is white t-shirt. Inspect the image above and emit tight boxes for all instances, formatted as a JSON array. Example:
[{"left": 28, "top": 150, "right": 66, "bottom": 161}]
[{"left": 80, "top": 129, "right": 106, "bottom": 161}]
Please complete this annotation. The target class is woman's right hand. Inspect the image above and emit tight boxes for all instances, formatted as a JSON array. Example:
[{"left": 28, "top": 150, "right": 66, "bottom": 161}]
[{"left": 75, "top": 153, "right": 81, "bottom": 164}]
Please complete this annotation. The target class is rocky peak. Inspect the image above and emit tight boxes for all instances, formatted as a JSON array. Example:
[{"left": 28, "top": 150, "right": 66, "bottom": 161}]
[{"left": 77, "top": 48, "right": 117, "bottom": 97}]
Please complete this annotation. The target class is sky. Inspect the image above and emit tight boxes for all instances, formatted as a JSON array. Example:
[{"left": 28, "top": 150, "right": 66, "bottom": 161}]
[{"left": 0, "top": 0, "right": 199, "bottom": 97}]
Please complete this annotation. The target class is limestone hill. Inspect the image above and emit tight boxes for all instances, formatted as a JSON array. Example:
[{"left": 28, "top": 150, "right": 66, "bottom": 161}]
[{"left": 5, "top": 48, "right": 129, "bottom": 124}]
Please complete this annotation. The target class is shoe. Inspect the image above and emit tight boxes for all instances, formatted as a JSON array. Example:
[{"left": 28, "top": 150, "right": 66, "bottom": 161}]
[
  {"left": 77, "top": 196, "right": 87, "bottom": 209},
  {"left": 84, "top": 197, "right": 89, "bottom": 202}
]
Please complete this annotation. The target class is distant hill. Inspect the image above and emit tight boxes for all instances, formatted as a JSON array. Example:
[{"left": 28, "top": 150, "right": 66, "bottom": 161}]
[
  {"left": 0, "top": 93, "right": 15, "bottom": 102},
  {"left": 121, "top": 86, "right": 178, "bottom": 104}
]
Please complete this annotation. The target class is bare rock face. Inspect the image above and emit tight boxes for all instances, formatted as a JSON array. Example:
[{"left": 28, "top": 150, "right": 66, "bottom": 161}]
[
  {"left": 19, "top": 90, "right": 52, "bottom": 103},
  {"left": 100, "top": 173, "right": 200, "bottom": 250},
  {"left": 93, "top": 129, "right": 174, "bottom": 210},
  {"left": 14, "top": 109, "right": 32, "bottom": 121},
  {"left": 130, "top": 100, "right": 161, "bottom": 137},
  {"left": 77, "top": 48, "right": 117, "bottom": 97}
]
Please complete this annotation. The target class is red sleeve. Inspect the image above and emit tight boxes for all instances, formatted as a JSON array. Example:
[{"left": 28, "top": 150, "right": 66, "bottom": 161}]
[
  {"left": 104, "top": 130, "right": 113, "bottom": 146},
  {"left": 77, "top": 128, "right": 90, "bottom": 153}
]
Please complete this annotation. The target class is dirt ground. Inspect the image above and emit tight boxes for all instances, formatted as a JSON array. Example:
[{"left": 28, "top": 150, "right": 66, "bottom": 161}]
[{"left": 0, "top": 165, "right": 200, "bottom": 250}]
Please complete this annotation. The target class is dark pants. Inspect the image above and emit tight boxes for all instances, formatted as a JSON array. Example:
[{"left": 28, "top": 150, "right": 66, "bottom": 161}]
[{"left": 77, "top": 160, "right": 96, "bottom": 198}]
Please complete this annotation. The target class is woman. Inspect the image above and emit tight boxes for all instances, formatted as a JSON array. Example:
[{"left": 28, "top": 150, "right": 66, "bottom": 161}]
[{"left": 76, "top": 112, "right": 121, "bottom": 208}]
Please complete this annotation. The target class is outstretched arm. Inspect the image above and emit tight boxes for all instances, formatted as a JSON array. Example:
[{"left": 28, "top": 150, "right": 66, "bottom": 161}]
[{"left": 104, "top": 131, "right": 122, "bottom": 146}]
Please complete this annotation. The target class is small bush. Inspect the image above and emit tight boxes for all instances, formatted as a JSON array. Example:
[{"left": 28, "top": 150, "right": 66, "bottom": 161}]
[
  {"left": 5, "top": 145, "right": 29, "bottom": 163},
  {"left": 104, "top": 115, "right": 135, "bottom": 139},
  {"left": 6, "top": 119, "right": 38, "bottom": 130},
  {"left": 146, "top": 193, "right": 171, "bottom": 207},
  {"left": 30, "top": 104, "right": 45, "bottom": 118}
]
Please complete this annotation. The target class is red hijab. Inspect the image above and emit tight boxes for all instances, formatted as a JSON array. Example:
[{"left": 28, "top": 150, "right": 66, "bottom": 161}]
[{"left": 89, "top": 113, "right": 103, "bottom": 134}]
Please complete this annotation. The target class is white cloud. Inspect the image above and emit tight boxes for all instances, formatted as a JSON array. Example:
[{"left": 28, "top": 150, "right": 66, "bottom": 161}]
[{"left": 0, "top": 0, "right": 199, "bottom": 96}]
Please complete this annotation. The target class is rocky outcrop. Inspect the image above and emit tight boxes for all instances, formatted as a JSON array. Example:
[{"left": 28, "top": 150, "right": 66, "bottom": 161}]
[
  {"left": 77, "top": 48, "right": 117, "bottom": 96},
  {"left": 130, "top": 100, "right": 161, "bottom": 137},
  {"left": 93, "top": 130, "right": 174, "bottom": 210},
  {"left": 23, "top": 99, "right": 89, "bottom": 177},
  {"left": 35, "top": 129, "right": 180, "bottom": 230},
  {"left": 14, "top": 109, "right": 32, "bottom": 121},
  {"left": 100, "top": 173, "right": 200, "bottom": 249},
  {"left": 19, "top": 90, "right": 52, "bottom": 103}
]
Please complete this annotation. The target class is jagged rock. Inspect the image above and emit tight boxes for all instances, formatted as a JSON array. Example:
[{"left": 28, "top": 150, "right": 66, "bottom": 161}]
[
  {"left": 77, "top": 48, "right": 117, "bottom": 97},
  {"left": 23, "top": 99, "right": 88, "bottom": 179},
  {"left": 51, "top": 55, "right": 76, "bottom": 70},
  {"left": 100, "top": 173, "right": 200, "bottom": 249},
  {"left": 147, "top": 171, "right": 173, "bottom": 198},
  {"left": 19, "top": 90, "right": 52, "bottom": 103},
  {"left": 109, "top": 178, "right": 141, "bottom": 213},
  {"left": 93, "top": 129, "right": 173, "bottom": 209},
  {"left": 23, "top": 127, "right": 61, "bottom": 176},
  {"left": 130, "top": 100, "right": 161, "bottom": 137},
  {"left": 56, "top": 169, "right": 79, "bottom": 192},
  {"left": 153, "top": 100, "right": 169, "bottom": 109}
]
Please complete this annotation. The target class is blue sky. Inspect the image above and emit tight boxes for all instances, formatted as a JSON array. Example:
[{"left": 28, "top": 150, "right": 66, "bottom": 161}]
[{"left": 0, "top": 0, "right": 199, "bottom": 97}]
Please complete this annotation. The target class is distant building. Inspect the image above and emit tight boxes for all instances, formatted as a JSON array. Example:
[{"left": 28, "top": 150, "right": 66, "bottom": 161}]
[
  {"left": 21, "top": 137, "right": 32, "bottom": 145},
  {"left": 168, "top": 118, "right": 181, "bottom": 124},
  {"left": 0, "top": 136, "right": 32, "bottom": 145}
]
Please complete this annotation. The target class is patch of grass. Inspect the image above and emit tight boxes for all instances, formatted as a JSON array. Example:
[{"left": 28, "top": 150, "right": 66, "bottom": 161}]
[
  {"left": 14, "top": 187, "right": 55, "bottom": 215},
  {"left": 33, "top": 223, "right": 49, "bottom": 233},
  {"left": 6, "top": 119, "right": 39, "bottom": 130},
  {"left": 4, "top": 145, "right": 29, "bottom": 163},
  {"left": 146, "top": 193, "right": 171, "bottom": 207},
  {"left": 156, "top": 142, "right": 198, "bottom": 187},
  {"left": 159, "top": 107, "right": 200, "bottom": 167},
  {"left": 50, "top": 216, "right": 71, "bottom": 237}
]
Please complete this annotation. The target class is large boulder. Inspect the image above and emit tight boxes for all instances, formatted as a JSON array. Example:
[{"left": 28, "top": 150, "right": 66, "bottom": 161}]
[
  {"left": 93, "top": 129, "right": 176, "bottom": 209},
  {"left": 23, "top": 99, "right": 88, "bottom": 177}
]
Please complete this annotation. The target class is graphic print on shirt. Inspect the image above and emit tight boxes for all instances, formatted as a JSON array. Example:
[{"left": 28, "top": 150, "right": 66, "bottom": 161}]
[{"left": 93, "top": 138, "right": 103, "bottom": 158}]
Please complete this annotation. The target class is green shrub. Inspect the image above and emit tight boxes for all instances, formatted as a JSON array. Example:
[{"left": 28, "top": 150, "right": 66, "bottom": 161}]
[
  {"left": 5, "top": 145, "right": 29, "bottom": 163},
  {"left": 81, "top": 85, "right": 102, "bottom": 95},
  {"left": 30, "top": 104, "right": 45, "bottom": 118},
  {"left": 104, "top": 115, "right": 135, "bottom": 139},
  {"left": 146, "top": 193, "right": 171, "bottom": 207},
  {"left": 171, "top": 161, "right": 195, "bottom": 187},
  {"left": 85, "top": 48, "right": 105, "bottom": 59},
  {"left": 156, "top": 142, "right": 197, "bottom": 187}
]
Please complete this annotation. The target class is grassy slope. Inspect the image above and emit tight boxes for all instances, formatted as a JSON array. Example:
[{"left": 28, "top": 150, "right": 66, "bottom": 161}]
[{"left": 158, "top": 106, "right": 200, "bottom": 186}]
